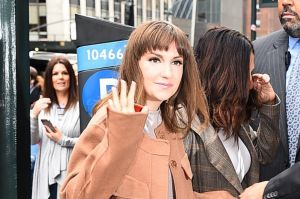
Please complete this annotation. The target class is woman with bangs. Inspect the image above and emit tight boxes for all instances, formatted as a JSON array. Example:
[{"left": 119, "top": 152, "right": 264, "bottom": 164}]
[
  {"left": 60, "top": 21, "right": 211, "bottom": 199},
  {"left": 184, "top": 27, "right": 280, "bottom": 198}
]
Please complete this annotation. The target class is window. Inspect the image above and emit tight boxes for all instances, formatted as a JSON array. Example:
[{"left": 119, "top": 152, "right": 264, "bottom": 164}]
[
  {"left": 70, "top": 0, "right": 80, "bottom": 6},
  {"left": 87, "top": 0, "right": 95, "bottom": 8},
  {"left": 196, "top": 0, "right": 220, "bottom": 23},
  {"left": 39, "top": 16, "right": 47, "bottom": 32}
]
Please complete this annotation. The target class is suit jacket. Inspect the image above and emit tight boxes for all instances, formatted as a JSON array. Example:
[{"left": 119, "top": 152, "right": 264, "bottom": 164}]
[
  {"left": 184, "top": 102, "right": 280, "bottom": 197},
  {"left": 61, "top": 106, "right": 204, "bottom": 199},
  {"left": 263, "top": 161, "right": 300, "bottom": 199},
  {"left": 253, "top": 29, "right": 300, "bottom": 180}
]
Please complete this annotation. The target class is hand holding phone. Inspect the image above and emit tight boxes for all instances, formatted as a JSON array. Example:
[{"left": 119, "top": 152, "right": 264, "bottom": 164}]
[{"left": 41, "top": 119, "right": 56, "bottom": 132}]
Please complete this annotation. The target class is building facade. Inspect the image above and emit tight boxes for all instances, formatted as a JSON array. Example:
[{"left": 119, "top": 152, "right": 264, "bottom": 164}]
[{"left": 29, "top": 0, "right": 280, "bottom": 52}]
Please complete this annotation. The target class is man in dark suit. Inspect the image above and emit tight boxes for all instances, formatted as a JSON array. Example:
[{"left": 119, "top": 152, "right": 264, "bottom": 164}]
[
  {"left": 253, "top": 0, "right": 300, "bottom": 181},
  {"left": 239, "top": 162, "right": 300, "bottom": 199}
]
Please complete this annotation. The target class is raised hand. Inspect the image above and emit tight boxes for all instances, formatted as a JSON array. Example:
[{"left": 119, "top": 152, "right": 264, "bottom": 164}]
[
  {"left": 32, "top": 96, "right": 51, "bottom": 118},
  {"left": 252, "top": 74, "right": 276, "bottom": 104},
  {"left": 108, "top": 80, "right": 148, "bottom": 113}
]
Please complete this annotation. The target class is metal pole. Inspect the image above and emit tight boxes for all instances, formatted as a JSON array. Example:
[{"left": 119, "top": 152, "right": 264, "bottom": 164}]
[
  {"left": 251, "top": 0, "right": 257, "bottom": 41},
  {"left": 190, "top": 0, "right": 197, "bottom": 46},
  {"left": 16, "top": 0, "right": 31, "bottom": 198},
  {"left": 0, "top": 0, "right": 30, "bottom": 198}
]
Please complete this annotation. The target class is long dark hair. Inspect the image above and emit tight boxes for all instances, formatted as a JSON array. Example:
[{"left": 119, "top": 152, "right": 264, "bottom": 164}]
[
  {"left": 194, "top": 27, "right": 260, "bottom": 138},
  {"left": 43, "top": 56, "right": 78, "bottom": 112},
  {"left": 93, "top": 21, "right": 209, "bottom": 133}
]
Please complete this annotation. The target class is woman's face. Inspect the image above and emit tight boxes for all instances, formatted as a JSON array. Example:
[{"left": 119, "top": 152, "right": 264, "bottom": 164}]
[
  {"left": 138, "top": 42, "right": 184, "bottom": 110},
  {"left": 52, "top": 63, "right": 70, "bottom": 94},
  {"left": 249, "top": 52, "right": 255, "bottom": 90}
]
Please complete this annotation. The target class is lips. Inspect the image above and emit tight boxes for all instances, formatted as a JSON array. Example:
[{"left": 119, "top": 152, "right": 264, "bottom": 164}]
[
  {"left": 55, "top": 82, "right": 66, "bottom": 87},
  {"left": 155, "top": 82, "right": 173, "bottom": 88},
  {"left": 282, "top": 12, "right": 295, "bottom": 18}
]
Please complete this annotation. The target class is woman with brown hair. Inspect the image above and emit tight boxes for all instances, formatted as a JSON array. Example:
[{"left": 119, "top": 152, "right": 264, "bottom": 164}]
[
  {"left": 31, "top": 56, "right": 80, "bottom": 199},
  {"left": 60, "top": 21, "right": 210, "bottom": 199},
  {"left": 185, "top": 27, "right": 280, "bottom": 198}
]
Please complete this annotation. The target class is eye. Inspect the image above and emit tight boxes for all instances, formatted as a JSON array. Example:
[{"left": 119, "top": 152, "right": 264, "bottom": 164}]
[
  {"left": 52, "top": 72, "right": 58, "bottom": 76},
  {"left": 149, "top": 57, "right": 160, "bottom": 63},
  {"left": 62, "top": 71, "right": 69, "bottom": 75},
  {"left": 173, "top": 60, "right": 183, "bottom": 66}
]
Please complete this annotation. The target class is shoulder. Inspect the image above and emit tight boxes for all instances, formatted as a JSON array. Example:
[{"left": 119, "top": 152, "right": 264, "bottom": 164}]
[{"left": 253, "top": 29, "right": 288, "bottom": 50}]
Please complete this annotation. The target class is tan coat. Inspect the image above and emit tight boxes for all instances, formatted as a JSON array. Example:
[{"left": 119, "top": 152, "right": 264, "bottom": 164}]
[{"left": 60, "top": 106, "right": 201, "bottom": 199}]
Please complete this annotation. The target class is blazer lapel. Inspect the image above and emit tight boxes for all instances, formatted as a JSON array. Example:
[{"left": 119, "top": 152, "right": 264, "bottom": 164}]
[
  {"left": 239, "top": 125, "right": 259, "bottom": 185},
  {"left": 266, "top": 30, "right": 289, "bottom": 154},
  {"left": 195, "top": 123, "right": 243, "bottom": 193}
]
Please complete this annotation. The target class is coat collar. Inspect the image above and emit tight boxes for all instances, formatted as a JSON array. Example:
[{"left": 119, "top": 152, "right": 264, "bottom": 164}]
[{"left": 272, "top": 29, "right": 289, "bottom": 50}]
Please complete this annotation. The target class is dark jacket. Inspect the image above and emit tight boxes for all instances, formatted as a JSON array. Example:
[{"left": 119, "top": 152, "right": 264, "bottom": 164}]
[
  {"left": 253, "top": 29, "right": 300, "bottom": 180},
  {"left": 263, "top": 162, "right": 300, "bottom": 199}
]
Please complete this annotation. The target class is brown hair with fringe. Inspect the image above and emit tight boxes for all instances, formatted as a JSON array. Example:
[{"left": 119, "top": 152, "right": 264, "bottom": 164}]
[
  {"left": 43, "top": 56, "right": 78, "bottom": 112},
  {"left": 93, "top": 20, "right": 209, "bottom": 133}
]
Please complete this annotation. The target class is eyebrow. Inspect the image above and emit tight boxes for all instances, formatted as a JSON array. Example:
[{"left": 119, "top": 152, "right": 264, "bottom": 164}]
[{"left": 149, "top": 52, "right": 183, "bottom": 59}]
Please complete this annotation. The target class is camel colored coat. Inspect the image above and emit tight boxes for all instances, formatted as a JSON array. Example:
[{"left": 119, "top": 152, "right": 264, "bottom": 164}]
[{"left": 60, "top": 106, "right": 202, "bottom": 199}]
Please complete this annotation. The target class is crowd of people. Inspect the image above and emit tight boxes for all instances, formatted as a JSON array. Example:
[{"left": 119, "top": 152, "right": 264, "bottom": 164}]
[{"left": 29, "top": 0, "right": 300, "bottom": 198}]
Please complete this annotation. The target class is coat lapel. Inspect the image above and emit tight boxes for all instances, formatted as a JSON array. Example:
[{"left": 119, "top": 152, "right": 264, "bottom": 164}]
[
  {"left": 192, "top": 118, "right": 243, "bottom": 193},
  {"left": 267, "top": 31, "right": 289, "bottom": 154},
  {"left": 239, "top": 125, "right": 259, "bottom": 185}
]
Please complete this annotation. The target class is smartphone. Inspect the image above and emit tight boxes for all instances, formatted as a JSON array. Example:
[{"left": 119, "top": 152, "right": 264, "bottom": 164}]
[{"left": 41, "top": 119, "right": 56, "bottom": 132}]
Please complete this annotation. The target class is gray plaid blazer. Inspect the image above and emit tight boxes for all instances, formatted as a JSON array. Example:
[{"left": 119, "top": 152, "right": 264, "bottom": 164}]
[{"left": 184, "top": 100, "right": 280, "bottom": 197}]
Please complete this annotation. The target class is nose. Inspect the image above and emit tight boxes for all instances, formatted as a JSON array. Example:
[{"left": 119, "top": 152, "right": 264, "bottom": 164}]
[
  {"left": 161, "top": 64, "right": 172, "bottom": 78},
  {"left": 58, "top": 73, "right": 63, "bottom": 78},
  {"left": 282, "top": 0, "right": 293, "bottom": 6}
]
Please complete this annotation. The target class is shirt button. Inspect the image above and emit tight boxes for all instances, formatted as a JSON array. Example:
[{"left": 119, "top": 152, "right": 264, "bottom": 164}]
[{"left": 170, "top": 160, "right": 177, "bottom": 167}]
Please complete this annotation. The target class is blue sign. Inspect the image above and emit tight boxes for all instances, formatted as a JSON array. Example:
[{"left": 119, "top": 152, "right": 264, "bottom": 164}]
[
  {"left": 77, "top": 40, "right": 128, "bottom": 72},
  {"left": 82, "top": 69, "right": 119, "bottom": 116}
]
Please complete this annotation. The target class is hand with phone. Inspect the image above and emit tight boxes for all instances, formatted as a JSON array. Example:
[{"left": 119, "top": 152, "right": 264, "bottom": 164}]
[
  {"left": 41, "top": 119, "right": 63, "bottom": 143},
  {"left": 41, "top": 119, "right": 56, "bottom": 132},
  {"left": 252, "top": 73, "right": 276, "bottom": 105}
]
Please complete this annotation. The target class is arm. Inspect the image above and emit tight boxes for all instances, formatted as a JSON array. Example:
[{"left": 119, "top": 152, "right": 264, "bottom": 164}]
[
  {"left": 251, "top": 95, "right": 280, "bottom": 164},
  {"left": 30, "top": 110, "right": 40, "bottom": 144},
  {"left": 58, "top": 136, "right": 79, "bottom": 147},
  {"left": 249, "top": 74, "right": 280, "bottom": 164},
  {"left": 60, "top": 107, "right": 147, "bottom": 199},
  {"left": 263, "top": 162, "right": 300, "bottom": 199},
  {"left": 61, "top": 80, "right": 149, "bottom": 199},
  {"left": 30, "top": 97, "right": 51, "bottom": 144},
  {"left": 239, "top": 162, "right": 300, "bottom": 199}
]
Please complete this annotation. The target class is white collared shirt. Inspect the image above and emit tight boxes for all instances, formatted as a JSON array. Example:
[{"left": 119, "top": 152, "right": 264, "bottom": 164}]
[{"left": 218, "top": 130, "right": 251, "bottom": 182}]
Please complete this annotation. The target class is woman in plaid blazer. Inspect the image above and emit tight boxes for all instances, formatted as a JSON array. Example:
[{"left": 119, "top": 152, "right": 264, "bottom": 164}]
[{"left": 184, "top": 27, "right": 281, "bottom": 198}]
